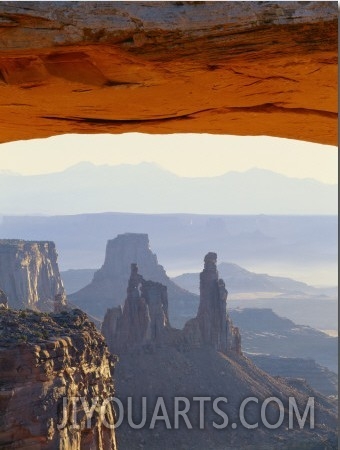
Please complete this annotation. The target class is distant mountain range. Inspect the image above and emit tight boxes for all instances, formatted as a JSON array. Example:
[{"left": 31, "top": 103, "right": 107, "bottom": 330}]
[
  {"left": 0, "top": 162, "right": 337, "bottom": 214},
  {"left": 61, "top": 261, "right": 332, "bottom": 297},
  {"left": 172, "top": 262, "right": 332, "bottom": 296}
]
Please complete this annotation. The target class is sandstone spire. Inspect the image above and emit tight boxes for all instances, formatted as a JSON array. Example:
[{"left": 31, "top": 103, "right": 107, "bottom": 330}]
[
  {"left": 197, "top": 252, "right": 228, "bottom": 352},
  {"left": 102, "top": 263, "right": 170, "bottom": 353},
  {"left": 184, "top": 252, "right": 241, "bottom": 355}
]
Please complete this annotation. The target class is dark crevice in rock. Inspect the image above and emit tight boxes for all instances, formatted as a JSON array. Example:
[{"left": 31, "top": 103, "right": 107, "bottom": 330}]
[{"left": 40, "top": 111, "right": 203, "bottom": 124}]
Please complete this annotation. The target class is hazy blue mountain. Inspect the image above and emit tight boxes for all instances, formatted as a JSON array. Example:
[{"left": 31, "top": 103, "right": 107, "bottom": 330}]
[
  {"left": 0, "top": 162, "right": 337, "bottom": 214},
  {"left": 61, "top": 269, "right": 97, "bottom": 294},
  {"left": 0, "top": 213, "right": 337, "bottom": 287},
  {"left": 61, "top": 262, "right": 325, "bottom": 296},
  {"left": 172, "top": 262, "right": 322, "bottom": 295}
]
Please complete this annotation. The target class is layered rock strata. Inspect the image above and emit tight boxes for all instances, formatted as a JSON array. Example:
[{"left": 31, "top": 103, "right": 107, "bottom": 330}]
[
  {"left": 0, "top": 239, "right": 65, "bottom": 310},
  {"left": 0, "top": 2, "right": 337, "bottom": 145},
  {"left": 0, "top": 308, "right": 117, "bottom": 450}
]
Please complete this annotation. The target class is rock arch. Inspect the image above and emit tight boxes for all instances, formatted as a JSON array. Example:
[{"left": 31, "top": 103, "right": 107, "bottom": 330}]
[{"left": 0, "top": 1, "right": 337, "bottom": 145}]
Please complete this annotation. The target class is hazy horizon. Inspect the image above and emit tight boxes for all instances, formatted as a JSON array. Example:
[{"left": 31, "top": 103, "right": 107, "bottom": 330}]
[
  {"left": 1, "top": 159, "right": 338, "bottom": 186},
  {"left": 0, "top": 161, "right": 337, "bottom": 215},
  {"left": 0, "top": 133, "right": 337, "bottom": 183}
]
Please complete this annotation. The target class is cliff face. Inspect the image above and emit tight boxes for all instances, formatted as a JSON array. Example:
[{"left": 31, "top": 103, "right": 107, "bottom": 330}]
[
  {"left": 70, "top": 233, "right": 198, "bottom": 323},
  {"left": 0, "top": 239, "right": 64, "bottom": 310},
  {"left": 0, "top": 240, "right": 65, "bottom": 310},
  {"left": 0, "top": 2, "right": 337, "bottom": 145},
  {"left": 0, "top": 308, "right": 117, "bottom": 450}
]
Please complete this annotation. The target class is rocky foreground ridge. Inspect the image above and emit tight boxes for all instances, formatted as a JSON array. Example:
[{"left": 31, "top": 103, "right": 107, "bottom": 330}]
[
  {"left": 0, "top": 308, "right": 117, "bottom": 450},
  {"left": 0, "top": 1, "right": 337, "bottom": 145}
]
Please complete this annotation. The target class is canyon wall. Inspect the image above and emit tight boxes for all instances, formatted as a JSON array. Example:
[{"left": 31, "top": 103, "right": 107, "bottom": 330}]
[
  {"left": 0, "top": 308, "right": 117, "bottom": 450},
  {"left": 0, "top": 1, "right": 337, "bottom": 145},
  {"left": 0, "top": 240, "right": 65, "bottom": 310}
]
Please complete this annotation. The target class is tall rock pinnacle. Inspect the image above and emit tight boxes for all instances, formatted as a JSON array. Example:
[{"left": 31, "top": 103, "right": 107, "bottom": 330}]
[
  {"left": 183, "top": 252, "right": 241, "bottom": 355},
  {"left": 197, "top": 252, "right": 228, "bottom": 352}
]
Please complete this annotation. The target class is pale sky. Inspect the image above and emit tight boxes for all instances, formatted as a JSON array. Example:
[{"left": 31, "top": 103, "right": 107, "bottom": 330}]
[{"left": 0, "top": 133, "right": 337, "bottom": 184}]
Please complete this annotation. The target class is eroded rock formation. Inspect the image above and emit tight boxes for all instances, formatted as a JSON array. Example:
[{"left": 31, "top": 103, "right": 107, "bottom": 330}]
[
  {"left": 70, "top": 233, "right": 197, "bottom": 323},
  {"left": 103, "top": 252, "right": 240, "bottom": 356},
  {"left": 0, "top": 239, "right": 65, "bottom": 310},
  {"left": 0, "top": 2, "right": 337, "bottom": 145},
  {"left": 99, "top": 252, "right": 338, "bottom": 449},
  {"left": 102, "top": 263, "right": 170, "bottom": 353},
  {"left": 0, "top": 308, "right": 117, "bottom": 450},
  {"left": 184, "top": 252, "right": 241, "bottom": 354}
]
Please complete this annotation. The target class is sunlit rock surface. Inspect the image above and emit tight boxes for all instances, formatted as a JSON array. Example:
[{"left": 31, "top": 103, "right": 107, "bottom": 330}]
[
  {"left": 0, "top": 239, "right": 65, "bottom": 310},
  {"left": 0, "top": 1, "right": 337, "bottom": 144},
  {"left": 0, "top": 308, "right": 118, "bottom": 450}
]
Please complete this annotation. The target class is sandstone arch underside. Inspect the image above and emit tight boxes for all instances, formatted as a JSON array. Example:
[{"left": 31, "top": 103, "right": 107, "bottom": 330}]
[{"left": 0, "top": 1, "right": 337, "bottom": 145}]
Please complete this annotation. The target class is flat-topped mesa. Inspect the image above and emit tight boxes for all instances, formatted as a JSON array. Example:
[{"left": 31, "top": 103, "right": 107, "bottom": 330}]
[
  {"left": 185, "top": 252, "right": 241, "bottom": 355},
  {"left": 102, "top": 264, "right": 170, "bottom": 353},
  {"left": 0, "top": 240, "right": 65, "bottom": 310}
]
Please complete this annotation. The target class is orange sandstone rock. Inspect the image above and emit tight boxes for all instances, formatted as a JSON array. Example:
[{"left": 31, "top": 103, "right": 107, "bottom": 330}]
[{"left": 0, "top": 1, "right": 337, "bottom": 145}]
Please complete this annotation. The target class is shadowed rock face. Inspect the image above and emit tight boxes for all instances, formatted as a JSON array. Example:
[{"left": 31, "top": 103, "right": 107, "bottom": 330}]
[
  {"left": 0, "top": 308, "right": 117, "bottom": 450},
  {"left": 197, "top": 252, "right": 228, "bottom": 351},
  {"left": 0, "top": 2, "right": 337, "bottom": 145},
  {"left": 102, "top": 252, "right": 240, "bottom": 356},
  {"left": 184, "top": 252, "right": 241, "bottom": 354},
  {"left": 102, "top": 263, "right": 170, "bottom": 353},
  {"left": 0, "top": 240, "right": 65, "bottom": 310}
]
